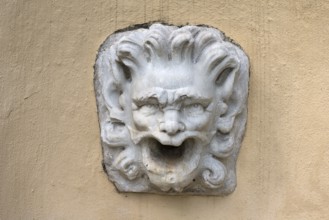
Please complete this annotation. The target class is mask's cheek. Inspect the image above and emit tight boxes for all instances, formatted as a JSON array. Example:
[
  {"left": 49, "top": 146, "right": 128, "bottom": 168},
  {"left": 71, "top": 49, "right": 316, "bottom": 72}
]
[{"left": 132, "top": 110, "right": 162, "bottom": 131}]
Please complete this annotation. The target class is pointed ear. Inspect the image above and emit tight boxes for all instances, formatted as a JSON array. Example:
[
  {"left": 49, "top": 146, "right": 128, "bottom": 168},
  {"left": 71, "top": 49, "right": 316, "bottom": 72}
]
[
  {"left": 101, "top": 81, "right": 126, "bottom": 123},
  {"left": 215, "top": 66, "right": 238, "bottom": 100},
  {"left": 213, "top": 46, "right": 249, "bottom": 134},
  {"left": 116, "top": 35, "right": 147, "bottom": 75},
  {"left": 207, "top": 52, "right": 239, "bottom": 101},
  {"left": 95, "top": 47, "right": 127, "bottom": 123}
]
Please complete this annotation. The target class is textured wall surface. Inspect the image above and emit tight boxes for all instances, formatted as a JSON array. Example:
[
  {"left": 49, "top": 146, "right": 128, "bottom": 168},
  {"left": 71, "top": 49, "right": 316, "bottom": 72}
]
[{"left": 1, "top": 0, "right": 329, "bottom": 219}]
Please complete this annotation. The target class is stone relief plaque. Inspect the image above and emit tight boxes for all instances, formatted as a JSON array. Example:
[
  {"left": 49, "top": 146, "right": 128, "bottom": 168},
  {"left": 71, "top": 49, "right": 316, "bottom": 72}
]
[{"left": 94, "top": 23, "right": 249, "bottom": 195}]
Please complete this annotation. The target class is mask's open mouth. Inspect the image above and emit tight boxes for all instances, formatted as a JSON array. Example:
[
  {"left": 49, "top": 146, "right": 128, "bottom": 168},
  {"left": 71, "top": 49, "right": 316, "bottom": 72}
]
[
  {"left": 141, "top": 137, "right": 202, "bottom": 190},
  {"left": 142, "top": 138, "right": 199, "bottom": 167},
  {"left": 149, "top": 139, "right": 187, "bottom": 162}
]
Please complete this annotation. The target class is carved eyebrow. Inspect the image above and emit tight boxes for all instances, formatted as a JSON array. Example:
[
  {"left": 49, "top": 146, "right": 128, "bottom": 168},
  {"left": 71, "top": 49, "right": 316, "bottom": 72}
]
[
  {"left": 173, "top": 89, "right": 211, "bottom": 104},
  {"left": 133, "top": 88, "right": 167, "bottom": 105}
]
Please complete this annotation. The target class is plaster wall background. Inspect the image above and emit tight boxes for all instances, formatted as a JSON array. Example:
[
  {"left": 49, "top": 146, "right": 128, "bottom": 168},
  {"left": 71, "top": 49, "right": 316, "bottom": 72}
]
[{"left": 1, "top": 0, "right": 329, "bottom": 219}]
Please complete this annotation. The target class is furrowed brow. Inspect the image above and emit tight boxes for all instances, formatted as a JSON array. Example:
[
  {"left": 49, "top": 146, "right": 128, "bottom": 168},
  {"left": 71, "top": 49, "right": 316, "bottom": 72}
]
[
  {"left": 173, "top": 89, "right": 211, "bottom": 104},
  {"left": 132, "top": 88, "right": 167, "bottom": 105}
]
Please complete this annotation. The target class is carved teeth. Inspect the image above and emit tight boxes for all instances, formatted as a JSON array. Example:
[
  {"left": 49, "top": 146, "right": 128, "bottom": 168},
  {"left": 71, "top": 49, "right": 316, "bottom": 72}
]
[{"left": 154, "top": 137, "right": 185, "bottom": 147}]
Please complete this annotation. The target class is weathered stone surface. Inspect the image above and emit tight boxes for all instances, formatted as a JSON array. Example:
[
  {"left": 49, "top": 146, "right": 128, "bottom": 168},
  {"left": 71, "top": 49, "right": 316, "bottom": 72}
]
[{"left": 94, "top": 23, "right": 249, "bottom": 195}]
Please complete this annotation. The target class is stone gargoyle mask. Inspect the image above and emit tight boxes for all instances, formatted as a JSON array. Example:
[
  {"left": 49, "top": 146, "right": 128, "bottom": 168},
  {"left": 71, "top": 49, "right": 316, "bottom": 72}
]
[{"left": 94, "top": 23, "right": 249, "bottom": 195}]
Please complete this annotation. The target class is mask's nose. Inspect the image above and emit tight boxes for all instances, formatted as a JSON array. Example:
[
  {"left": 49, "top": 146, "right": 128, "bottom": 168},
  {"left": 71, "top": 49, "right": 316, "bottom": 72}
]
[{"left": 159, "top": 110, "right": 185, "bottom": 135}]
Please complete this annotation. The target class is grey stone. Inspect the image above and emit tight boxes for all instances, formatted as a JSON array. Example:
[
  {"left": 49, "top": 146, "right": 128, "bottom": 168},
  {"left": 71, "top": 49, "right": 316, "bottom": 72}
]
[{"left": 94, "top": 23, "right": 249, "bottom": 195}]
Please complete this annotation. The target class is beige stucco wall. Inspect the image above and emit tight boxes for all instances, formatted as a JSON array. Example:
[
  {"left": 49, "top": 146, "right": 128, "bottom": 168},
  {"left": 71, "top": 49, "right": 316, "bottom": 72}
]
[{"left": 1, "top": 0, "right": 329, "bottom": 219}]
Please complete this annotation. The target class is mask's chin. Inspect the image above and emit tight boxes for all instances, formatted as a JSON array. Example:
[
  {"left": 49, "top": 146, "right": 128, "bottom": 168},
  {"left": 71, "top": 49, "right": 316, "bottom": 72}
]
[{"left": 141, "top": 137, "right": 202, "bottom": 192}]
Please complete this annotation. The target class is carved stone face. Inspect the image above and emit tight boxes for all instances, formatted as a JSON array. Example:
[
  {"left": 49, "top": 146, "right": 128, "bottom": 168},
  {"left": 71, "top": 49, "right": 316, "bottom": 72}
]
[
  {"left": 94, "top": 23, "right": 249, "bottom": 195},
  {"left": 130, "top": 64, "right": 217, "bottom": 191}
]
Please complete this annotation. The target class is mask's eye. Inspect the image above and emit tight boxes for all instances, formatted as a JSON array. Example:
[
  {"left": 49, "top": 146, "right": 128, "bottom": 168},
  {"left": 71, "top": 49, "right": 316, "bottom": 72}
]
[
  {"left": 182, "top": 103, "right": 205, "bottom": 116},
  {"left": 142, "top": 103, "right": 159, "bottom": 109},
  {"left": 139, "top": 103, "right": 160, "bottom": 115}
]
